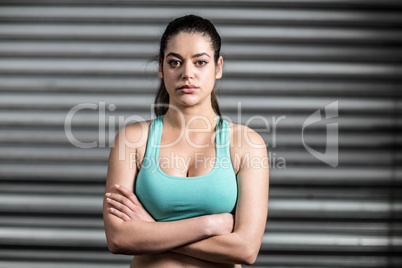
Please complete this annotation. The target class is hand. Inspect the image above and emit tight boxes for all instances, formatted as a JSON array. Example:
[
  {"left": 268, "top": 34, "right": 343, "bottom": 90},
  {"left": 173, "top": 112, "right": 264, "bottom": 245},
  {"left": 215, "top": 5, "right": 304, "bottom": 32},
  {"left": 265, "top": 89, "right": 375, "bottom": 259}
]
[{"left": 105, "top": 184, "right": 155, "bottom": 222}]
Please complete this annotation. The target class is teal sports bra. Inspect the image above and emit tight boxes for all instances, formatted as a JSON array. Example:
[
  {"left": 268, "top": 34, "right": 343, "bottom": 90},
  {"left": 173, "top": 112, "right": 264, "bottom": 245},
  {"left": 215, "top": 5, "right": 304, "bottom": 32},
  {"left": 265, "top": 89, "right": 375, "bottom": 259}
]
[{"left": 135, "top": 115, "right": 238, "bottom": 222}]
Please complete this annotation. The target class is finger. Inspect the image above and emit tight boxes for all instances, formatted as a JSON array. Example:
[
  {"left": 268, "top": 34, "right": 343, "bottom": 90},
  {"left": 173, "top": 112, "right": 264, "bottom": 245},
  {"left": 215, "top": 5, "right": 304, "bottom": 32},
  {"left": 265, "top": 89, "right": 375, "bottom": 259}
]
[
  {"left": 108, "top": 198, "right": 153, "bottom": 222},
  {"left": 106, "top": 193, "right": 155, "bottom": 222},
  {"left": 109, "top": 207, "right": 131, "bottom": 221},
  {"left": 106, "top": 198, "right": 135, "bottom": 220},
  {"left": 106, "top": 193, "right": 137, "bottom": 212},
  {"left": 115, "top": 184, "right": 141, "bottom": 205},
  {"left": 106, "top": 197, "right": 135, "bottom": 218}
]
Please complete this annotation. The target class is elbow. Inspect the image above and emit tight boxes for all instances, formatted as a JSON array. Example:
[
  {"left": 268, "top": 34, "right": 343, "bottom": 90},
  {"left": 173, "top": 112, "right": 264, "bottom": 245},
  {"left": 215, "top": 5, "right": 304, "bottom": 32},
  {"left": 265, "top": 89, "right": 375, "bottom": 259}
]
[
  {"left": 106, "top": 233, "right": 125, "bottom": 254},
  {"left": 104, "top": 224, "right": 122, "bottom": 254},
  {"left": 105, "top": 229, "right": 147, "bottom": 255},
  {"left": 105, "top": 225, "right": 134, "bottom": 255},
  {"left": 104, "top": 219, "right": 141, "bottom": 255},
  {"left": 238, "top": 243, "right": 259, "bottom": 265},
  {"left": 240, "top": 250, "right": 258, "bottom": 266},
  {"left": 107, "top": 241, "right": 120, "bottom": 254},
  {"left": 243, "top": 251, "right": 258, "bottom": 266}
]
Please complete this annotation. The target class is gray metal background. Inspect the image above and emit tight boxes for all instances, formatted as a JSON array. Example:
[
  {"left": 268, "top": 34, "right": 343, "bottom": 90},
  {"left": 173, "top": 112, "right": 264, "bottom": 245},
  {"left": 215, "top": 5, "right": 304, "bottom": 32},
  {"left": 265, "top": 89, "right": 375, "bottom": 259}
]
[{"left": 0, "top": 0, "right": 401, "bottom": 267}]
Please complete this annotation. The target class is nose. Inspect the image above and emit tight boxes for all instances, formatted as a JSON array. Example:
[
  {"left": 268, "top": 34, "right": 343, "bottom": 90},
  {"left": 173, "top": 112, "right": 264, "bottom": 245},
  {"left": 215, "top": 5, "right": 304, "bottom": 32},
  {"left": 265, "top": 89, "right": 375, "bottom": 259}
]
[{"left": 181, "top": 62, "right": 194, "bottom": 80}]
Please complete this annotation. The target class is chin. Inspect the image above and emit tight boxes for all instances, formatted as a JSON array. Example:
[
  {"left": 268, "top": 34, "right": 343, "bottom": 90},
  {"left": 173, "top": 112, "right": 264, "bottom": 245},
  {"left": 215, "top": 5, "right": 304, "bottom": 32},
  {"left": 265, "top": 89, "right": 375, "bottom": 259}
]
[{"left": 175, "top": 95, "right": 201, "bottom": 106}]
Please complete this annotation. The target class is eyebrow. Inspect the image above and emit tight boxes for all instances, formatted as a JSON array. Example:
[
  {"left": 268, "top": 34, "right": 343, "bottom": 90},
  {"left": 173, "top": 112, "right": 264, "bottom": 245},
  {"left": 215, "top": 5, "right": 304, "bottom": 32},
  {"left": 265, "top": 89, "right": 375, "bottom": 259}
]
[{"left": 166, "top": 52, "right": 211, "bottom": 60}]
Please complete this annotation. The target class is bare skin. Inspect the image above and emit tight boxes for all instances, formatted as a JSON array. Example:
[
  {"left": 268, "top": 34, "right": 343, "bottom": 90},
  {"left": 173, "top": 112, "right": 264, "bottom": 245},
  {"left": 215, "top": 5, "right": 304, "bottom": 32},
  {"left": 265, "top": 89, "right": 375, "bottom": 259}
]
[{"left": 103, "top": 32, "right": 269, "bottom": 267}]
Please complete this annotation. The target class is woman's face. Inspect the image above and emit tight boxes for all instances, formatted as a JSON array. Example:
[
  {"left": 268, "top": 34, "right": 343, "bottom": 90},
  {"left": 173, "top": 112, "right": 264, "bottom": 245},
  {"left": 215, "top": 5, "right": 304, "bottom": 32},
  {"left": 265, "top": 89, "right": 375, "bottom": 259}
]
[{"left": 159, "top": 32, "right": 223, "bottom": 109}]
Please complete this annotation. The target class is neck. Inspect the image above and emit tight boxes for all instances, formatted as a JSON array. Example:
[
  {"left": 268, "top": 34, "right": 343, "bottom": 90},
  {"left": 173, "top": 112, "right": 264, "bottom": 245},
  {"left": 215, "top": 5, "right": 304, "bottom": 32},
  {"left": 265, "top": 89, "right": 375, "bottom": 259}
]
[{"left": 163, "top": 105, "right": 218, "bottom": 130}]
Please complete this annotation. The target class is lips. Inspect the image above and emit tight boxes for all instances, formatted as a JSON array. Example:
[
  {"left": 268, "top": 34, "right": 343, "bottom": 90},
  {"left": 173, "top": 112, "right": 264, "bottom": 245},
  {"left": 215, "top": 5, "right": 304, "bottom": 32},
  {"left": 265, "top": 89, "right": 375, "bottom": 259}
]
[{"left": 178, "top": 85, "right": 198, "bottom": 93}]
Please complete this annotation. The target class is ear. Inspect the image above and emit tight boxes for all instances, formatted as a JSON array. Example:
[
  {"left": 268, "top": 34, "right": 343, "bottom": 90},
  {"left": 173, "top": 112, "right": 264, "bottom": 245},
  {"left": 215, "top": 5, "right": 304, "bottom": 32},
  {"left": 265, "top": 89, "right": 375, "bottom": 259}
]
[
  {"left": 158, "top": 62, "right": 163, "bottom": 79},
  {"left": 215, "top": 56, "right": 223, "bottom": 79}
]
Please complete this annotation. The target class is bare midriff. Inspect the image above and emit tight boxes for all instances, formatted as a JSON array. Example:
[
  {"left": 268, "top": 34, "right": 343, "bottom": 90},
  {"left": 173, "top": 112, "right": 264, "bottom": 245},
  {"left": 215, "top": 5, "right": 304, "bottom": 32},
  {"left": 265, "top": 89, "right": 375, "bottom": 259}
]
[{"left": 130, "top": 252, "right": 242, "bottom": 268}]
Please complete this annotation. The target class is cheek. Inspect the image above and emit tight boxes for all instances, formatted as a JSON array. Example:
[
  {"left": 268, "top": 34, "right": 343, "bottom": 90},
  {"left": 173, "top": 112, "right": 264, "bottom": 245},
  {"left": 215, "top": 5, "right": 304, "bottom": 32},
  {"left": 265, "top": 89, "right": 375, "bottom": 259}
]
[
  {"left": 162, "top": 69, "right": 177, "bottom": 86},
  {"left": 200, "top": 67, "right": 217, "bottom": 86}
]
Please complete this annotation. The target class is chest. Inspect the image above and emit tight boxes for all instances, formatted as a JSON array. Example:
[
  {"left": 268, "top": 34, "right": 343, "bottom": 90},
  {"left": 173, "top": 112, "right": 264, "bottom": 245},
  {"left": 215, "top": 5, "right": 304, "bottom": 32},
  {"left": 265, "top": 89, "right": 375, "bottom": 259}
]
[
  {"left": 159, "top": 133, "right": 217, "bottom": 177},
  {"left": 136, "top": 129, "right": 241, "bottom": 176}
]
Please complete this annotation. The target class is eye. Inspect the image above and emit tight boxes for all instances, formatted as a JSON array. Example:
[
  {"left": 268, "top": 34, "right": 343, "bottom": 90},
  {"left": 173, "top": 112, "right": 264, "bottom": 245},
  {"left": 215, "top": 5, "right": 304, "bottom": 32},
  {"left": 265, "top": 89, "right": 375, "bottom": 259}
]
[
  {"left": 168, "top": 60, "right": 181, "bottom": 67},
  {"left": 196, "top": 60, "right": 208, "bottom": 66}
]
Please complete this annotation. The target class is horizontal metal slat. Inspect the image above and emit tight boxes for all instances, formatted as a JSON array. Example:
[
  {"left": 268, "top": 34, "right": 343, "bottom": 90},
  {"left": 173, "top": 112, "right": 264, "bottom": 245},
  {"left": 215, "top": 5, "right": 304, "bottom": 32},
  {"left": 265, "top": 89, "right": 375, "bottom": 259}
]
[
  {"left": 0, "top": 248, "right": 129, "bottom": 263},
  {"left": 0, "top": 59, "right": 156, "bottom": 75},
  {"left": 269, "top": 199, "right": 402, "bottom": 218},
  {"left": 0, "top": 41, "right": 159, "bottom": 58},
  {"left": 1, "top": 0, "right": 402, "bottom": 8},
  {"left": 0, "top": 147, "right": 109, "bottom": 162},
  {"left": 0, "top": 75, "right": 174, "bottom": 94},
  {"left": 220, "top": 79, "right": 399, "bottom": 97},
  {"left": 0, "top": 24, "right": 161, "bottom": 40},
  {"left": 0, "top": 129, "right": 108, "bottom": 143},
  {"left": 222, "top": 44, "right": 402, "bottom": 61},
  {"left": 0, "top": 7, "right": 401, "bottom": 26},
  {"left": 0, "top": 93, "right": 154, "bottom": 109},
  {"left": 266, "top": 221, "right": 400, "bottom": 235},
  {"left": 271, "top": 187, "right": 397, "bottom": 200},
  {"left": 0, "top": 76, "right": 158, "bottom": 93},
  {"left": 223, "top": 61, "right": 401, "bottom": 79},
  {"left": 220, "top": 25, "right": 402, "bottom": 43},
  {"left": 0, "top": 194, "right": 102, "bottom": 214},
  {"left": 269, "top": 167, "right": 400, "bottom": 185},
  {"left": 0, "top": 227, "right": 104, "bottom": 247},
  {"left": 0, "top": 112, "right": 152, "bottom": 127},
  {"left": 0, "top": 216, "right": 103, "bottom": 228},
  {"left": 262, "top": 232, "right": 402, "bottom": 251},
  {"left": 0, "top": 163, "right": 107, "bottom": 181},
  {"left": 1, "top": 24, "right": 401, "bottom": 43},
  {"left": 254, "top": 255, "right": 401, "bottom": 268}
]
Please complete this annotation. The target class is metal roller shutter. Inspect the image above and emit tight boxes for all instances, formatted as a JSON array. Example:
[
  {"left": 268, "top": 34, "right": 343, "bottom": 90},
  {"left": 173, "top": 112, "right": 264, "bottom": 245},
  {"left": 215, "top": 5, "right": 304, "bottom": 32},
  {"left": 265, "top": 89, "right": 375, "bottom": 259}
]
[{"left": 0, "top": 1, "right": 401, "bottom": 267}]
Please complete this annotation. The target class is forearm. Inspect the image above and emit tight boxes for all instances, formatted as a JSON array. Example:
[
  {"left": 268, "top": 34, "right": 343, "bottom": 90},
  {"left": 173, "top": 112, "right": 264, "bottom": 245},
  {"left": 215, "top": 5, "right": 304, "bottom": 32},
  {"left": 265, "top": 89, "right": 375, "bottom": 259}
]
[
  {"left": 106, "top": 215, "right": 214, "bottom": 255},
  {"left": 171, "top": 231, "right": 256, "bottom": 265},
  {"left": 104, "top": 184, "right": 234, "bottom": 256}
]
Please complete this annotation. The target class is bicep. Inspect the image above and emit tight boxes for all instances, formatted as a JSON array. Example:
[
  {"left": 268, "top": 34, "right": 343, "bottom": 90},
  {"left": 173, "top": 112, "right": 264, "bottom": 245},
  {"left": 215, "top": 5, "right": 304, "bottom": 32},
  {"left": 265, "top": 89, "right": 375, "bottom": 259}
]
[
  {"left": 105, "top": 131, "right": 137, "bottom": 193},
  {"left": 233, "top": 131, "right": 269, "bottom": 249},
  {"left": 103, "top": 125, "right": 144, "bottom": 226}
]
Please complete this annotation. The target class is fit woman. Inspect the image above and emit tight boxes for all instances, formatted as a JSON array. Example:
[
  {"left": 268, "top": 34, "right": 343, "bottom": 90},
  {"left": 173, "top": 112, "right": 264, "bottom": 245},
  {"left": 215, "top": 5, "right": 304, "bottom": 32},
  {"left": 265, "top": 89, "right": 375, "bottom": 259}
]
[{"left": 103, "top": 15, "right": 269, "bottom": 267}]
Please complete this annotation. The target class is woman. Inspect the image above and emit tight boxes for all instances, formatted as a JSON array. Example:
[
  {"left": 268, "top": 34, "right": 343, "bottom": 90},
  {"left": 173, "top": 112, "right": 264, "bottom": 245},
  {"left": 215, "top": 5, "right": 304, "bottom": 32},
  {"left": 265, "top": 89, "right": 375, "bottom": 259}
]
[{"left": 103, "top": 15, "right": 269, "bottom": 267}]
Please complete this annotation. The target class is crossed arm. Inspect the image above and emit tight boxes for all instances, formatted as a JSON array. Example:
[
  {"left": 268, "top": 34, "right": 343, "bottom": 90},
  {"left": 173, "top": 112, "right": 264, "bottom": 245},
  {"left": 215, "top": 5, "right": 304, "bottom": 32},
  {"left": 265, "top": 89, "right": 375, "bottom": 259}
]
[{"left": 103, "top": 124, "right": 269, "bottom": 265}]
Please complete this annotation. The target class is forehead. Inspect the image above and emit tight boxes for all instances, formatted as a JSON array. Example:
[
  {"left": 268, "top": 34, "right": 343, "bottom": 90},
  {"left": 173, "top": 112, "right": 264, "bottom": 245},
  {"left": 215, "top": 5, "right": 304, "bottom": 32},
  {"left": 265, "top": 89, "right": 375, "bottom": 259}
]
[{"left": 165, "top": 32, "right": 213, "bottom": 56}]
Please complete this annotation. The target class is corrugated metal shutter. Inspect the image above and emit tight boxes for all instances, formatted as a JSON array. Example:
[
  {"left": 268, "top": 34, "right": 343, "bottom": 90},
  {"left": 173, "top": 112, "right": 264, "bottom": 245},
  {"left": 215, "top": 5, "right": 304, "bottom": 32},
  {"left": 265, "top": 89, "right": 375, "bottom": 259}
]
[{"left": 0, "top": 1, "right": 401, "bottom": 267}]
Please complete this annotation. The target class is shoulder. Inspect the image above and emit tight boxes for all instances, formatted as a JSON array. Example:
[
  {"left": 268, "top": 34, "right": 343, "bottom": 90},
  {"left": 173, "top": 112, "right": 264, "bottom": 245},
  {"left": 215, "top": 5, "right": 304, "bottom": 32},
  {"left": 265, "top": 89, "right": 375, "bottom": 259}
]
[
  {"left": 226, "top": 121, "right": 268, "bottom": 173},
  {"left": 227, "top": 121, "right": 266, "bottom": 150},
  {"left": 112, "top": 119, "right": 152, "bottom": 150}
]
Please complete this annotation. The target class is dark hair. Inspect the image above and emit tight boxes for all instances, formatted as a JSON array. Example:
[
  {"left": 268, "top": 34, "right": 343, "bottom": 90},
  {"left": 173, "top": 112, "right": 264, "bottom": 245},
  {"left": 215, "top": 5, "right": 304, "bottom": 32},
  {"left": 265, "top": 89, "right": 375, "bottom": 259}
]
[{"left": 154, "top": 14, "right": 223, "bottom": 122}]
